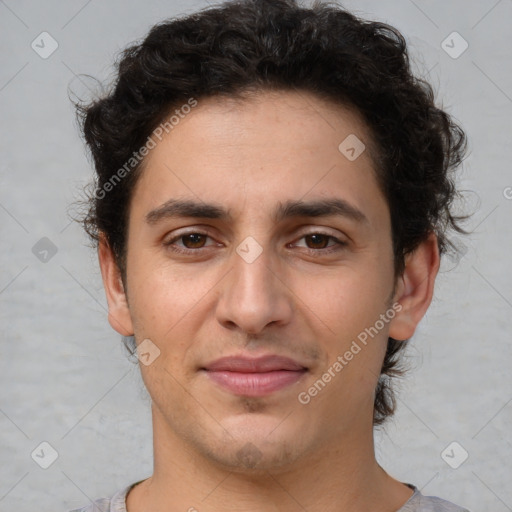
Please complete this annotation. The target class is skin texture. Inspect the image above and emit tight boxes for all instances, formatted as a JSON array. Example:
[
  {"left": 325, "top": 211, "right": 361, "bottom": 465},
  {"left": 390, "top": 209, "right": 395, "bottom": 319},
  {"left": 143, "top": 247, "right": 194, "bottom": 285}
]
[{"left": 99, "top": 90, "right": 440, "bottom": 511}]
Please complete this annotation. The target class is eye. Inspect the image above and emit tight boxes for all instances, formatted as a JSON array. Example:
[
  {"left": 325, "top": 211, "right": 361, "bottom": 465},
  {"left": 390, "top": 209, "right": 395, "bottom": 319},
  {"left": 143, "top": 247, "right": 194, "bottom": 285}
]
[
  {"left": 163, "top": 232, "right": 217, "bottom": 254},
  {"left": 290, "top": 232, "right": 347, "bottom": 254}
]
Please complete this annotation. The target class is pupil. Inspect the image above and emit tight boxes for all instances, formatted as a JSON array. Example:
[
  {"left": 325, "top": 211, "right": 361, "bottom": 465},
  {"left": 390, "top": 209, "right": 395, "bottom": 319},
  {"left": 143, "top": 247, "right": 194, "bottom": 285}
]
[
  {"left": 185, "top": 234, "right": 204, "bottom": 247},
  {"left": 308, "top": 234, "right": 327, "bottom": 248}
]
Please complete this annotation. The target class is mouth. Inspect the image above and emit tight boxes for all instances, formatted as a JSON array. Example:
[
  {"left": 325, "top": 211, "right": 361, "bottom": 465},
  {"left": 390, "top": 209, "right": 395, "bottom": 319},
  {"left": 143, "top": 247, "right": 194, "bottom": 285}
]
[{"left": 201, "top": 355, "right": 308, "bottom": 397}]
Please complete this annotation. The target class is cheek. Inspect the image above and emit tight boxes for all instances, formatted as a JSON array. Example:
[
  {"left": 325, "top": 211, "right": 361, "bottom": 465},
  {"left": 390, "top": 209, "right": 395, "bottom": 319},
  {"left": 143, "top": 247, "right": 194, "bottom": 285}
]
[
  {"left": 126, "top": 260, "right": 221, "bottom": 375},
  {"left": 294, "top": 263, "right": 392, "bottom": 338},
  {"left": 292, "top": 260, "right": 393, "bottom": 401},
  {"left": 127, "top": 257, "right": 202, "bottom": 330}
]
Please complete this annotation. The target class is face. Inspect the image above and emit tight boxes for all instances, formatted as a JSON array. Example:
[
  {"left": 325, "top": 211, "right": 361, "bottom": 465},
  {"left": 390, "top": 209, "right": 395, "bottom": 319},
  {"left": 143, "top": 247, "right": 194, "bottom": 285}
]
[{"left": 103, "top": 90, "right": 417, "bottom": 472}]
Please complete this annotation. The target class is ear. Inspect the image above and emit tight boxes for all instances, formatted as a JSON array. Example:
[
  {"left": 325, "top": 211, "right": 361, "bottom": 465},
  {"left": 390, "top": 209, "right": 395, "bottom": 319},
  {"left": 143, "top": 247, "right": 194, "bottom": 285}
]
[
  {"left": 98, "top": 234, "right": 134, "bottom": 336},
  {"left": 388, "top": 231, "right": 440, "bottom": 341}
]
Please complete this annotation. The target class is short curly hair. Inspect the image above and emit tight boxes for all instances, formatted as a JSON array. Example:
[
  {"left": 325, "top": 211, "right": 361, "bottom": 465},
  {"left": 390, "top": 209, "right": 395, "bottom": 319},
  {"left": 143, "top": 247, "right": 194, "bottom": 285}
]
[{"left": 76, "top": 0, "right": 468, "bottom": 425}]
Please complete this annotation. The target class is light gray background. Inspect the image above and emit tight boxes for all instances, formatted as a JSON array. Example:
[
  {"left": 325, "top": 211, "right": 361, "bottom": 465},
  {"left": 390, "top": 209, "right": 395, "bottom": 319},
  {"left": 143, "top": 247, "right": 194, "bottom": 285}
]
[{"left": 0, "top": 0, "right": 511, "bottom": 510}]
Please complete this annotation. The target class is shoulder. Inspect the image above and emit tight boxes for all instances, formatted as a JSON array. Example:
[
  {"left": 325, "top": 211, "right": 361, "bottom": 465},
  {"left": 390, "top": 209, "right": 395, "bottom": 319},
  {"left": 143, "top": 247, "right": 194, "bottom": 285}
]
[
  {"left": 400, "top": 485, "right": 471, "bottom": 512},
  {"left": 67, "top": 484, "right": 132, "bottom": 512},
  {"left": 67, "top": 497, "right": 112, "bottom": 512}
]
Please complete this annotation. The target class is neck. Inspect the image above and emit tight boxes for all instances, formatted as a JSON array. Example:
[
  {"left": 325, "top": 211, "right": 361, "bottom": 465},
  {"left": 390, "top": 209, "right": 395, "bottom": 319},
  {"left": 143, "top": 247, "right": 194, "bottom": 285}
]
[{"left": 126, "top": 405, "right": 413, "bottom": 512}]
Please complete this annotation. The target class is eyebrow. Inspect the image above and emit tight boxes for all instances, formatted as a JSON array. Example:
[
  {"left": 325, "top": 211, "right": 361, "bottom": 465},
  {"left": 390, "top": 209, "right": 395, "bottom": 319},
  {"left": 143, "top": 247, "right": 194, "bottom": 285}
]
[{"left": 145, "top": 197, "right": 369, "bottom": 225}]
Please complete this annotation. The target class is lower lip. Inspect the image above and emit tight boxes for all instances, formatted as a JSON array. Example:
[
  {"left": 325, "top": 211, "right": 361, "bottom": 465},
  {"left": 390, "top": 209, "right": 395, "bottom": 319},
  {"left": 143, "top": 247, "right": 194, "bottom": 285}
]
[{"left": 204, "top": 370, "right": 307, "bottom": 397}]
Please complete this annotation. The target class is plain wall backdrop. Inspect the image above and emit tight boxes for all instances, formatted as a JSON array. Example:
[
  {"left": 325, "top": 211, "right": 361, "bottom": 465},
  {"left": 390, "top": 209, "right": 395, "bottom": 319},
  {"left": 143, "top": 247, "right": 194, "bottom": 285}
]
[{"left": 0, "top": 0, "right": 511, "bottom": 510}]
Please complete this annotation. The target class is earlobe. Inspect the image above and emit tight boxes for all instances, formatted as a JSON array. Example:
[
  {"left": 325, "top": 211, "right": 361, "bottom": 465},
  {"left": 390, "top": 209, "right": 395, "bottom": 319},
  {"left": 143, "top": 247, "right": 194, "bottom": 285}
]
[
  {"left": 98, "top": 235, "right": 134, "bottom": 336},
  {"left": 388, "top": 232, "right": 440, "bottom": 341}
]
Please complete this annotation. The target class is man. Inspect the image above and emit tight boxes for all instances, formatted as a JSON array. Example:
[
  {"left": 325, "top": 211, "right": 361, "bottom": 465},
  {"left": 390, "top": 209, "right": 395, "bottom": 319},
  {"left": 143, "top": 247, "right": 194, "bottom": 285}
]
[{"left": 72, "top": 0, "right": 470, "bottom": 510}]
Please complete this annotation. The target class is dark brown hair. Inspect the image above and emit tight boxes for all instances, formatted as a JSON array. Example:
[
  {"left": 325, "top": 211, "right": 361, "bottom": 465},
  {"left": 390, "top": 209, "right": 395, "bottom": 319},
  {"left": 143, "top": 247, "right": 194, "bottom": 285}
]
[{"left": 76, "top": 0, "right": 468, "bottom": 425}]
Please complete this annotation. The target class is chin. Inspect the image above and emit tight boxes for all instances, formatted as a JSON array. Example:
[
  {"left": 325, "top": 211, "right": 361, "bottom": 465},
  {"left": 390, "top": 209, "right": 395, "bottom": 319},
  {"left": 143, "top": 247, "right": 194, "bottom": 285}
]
[
  {"left": 206, "top": 439, "right": 304, "bottom": 474},
  {"left": 203, "top": 416, "right": 312, "bottom": 472}
]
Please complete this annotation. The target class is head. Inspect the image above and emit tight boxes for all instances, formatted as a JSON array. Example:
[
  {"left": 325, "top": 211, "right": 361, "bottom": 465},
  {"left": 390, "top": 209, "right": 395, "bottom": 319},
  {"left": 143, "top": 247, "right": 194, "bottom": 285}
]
[{"left": 76, "top": 0, "right": 467, "bottom": 469}]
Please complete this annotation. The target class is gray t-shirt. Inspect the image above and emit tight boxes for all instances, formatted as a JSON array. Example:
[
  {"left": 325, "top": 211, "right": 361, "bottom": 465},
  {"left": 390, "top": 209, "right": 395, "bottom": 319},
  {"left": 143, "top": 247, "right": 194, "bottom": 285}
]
[{"left": 69, "top": 482, "right": 471, "bottom": 512}]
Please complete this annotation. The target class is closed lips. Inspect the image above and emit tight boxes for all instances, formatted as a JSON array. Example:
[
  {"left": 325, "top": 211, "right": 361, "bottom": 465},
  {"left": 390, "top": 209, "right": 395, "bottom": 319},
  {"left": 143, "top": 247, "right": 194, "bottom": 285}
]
[{"left": 202, "top": 355, "right": 308, "bottom": 397}]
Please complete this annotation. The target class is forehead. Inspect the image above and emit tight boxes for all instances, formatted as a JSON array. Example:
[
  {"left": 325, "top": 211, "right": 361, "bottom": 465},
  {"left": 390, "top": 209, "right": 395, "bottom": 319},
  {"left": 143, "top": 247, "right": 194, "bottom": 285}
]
[{"left": 132, "top": 89, "right": 387, "bottom": 227}]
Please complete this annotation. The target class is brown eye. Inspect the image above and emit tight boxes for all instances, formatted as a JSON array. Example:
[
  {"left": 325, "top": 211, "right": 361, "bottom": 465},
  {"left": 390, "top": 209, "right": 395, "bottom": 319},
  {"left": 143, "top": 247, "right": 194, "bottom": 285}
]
[
  {"left": 304, "top": 234, "right": 331, "bottom": 249},
  {"left": 163, "top": 231, "right": 217, "bottom": 254},
  {"left": 180, "top": 233, "right": 207, "bottom": 248},
  {"left": 290, "top": 232, "right": 347, "bottom": 255}
]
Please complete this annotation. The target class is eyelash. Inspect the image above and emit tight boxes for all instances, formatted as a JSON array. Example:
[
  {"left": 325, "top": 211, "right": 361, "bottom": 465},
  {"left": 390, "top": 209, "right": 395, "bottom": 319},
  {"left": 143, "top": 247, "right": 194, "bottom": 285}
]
[{"left": 163, "top": 231, "right": 347, "bottom": 256}]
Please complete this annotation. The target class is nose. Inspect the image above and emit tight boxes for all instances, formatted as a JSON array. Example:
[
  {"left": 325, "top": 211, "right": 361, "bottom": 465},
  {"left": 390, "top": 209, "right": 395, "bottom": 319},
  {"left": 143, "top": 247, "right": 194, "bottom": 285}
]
[{"left": 215, "top": 241, "right": 293, "bottom": 335}]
